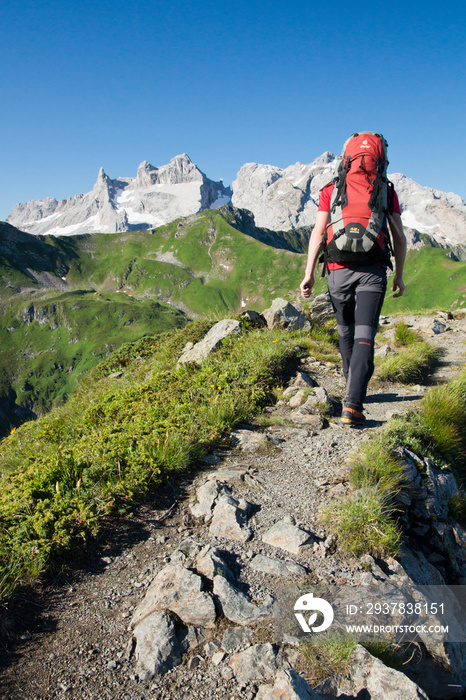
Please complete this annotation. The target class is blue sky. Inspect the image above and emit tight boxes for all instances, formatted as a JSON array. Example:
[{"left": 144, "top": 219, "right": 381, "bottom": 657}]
[{"left": 1, "top": 0, "right": 465, "bottom": 219}]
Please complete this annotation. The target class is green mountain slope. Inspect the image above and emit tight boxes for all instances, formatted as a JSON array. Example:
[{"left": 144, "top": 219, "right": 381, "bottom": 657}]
[
  {"left": 2, "top": 209, "right": 466, "bottom": 435},
  {"left": 0, "top": 211, "right": 308, "bottom": 434},
  {"left": 0, "top": 290, "right": 186, "bottom": 435},
  {"left": 381, "top": 246, "right": 466, "bottom": 314}
]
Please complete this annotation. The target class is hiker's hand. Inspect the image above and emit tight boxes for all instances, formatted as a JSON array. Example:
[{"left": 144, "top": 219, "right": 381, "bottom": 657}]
[
  {"left": 300, "top": 273, "right": 315, "bottom": 299},
  {"left": 392, "top": 276, "right": 405, "bottom": 297}
]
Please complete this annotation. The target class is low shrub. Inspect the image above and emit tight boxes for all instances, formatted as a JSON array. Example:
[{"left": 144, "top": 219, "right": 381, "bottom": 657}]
[
  {"left": 300, "top": 630, "right": 357, "bottom": 685},
  {"left": 320, "top": 488, "right": 401, "bottom": 557},
  {"left": 377, "top": 342, "right": 439, "bottom": 383}
]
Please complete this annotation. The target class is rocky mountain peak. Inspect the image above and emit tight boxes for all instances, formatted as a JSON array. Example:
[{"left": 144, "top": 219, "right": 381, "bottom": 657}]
[
  {"left": 136, "top": 161, "right": 159, "bottom": 188},
  {"left": 93, "top": 167, "right": 113, "bottom": 193},
  {"left": 5, "top": 153, "right": 466, "bottom": 249},
  {"left": 7, "top": 155, "right": 231, "bottom": 236}
]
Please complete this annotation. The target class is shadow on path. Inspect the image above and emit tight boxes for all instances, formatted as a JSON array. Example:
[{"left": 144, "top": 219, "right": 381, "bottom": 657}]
[{"left": 365, "top": 392, "right": 422, "bottom": 405}]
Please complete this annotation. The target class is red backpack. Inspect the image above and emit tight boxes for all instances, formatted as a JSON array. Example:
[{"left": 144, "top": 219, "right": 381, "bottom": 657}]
[{"left": 324, "top": 131, "right": 394, "bottom": 267}]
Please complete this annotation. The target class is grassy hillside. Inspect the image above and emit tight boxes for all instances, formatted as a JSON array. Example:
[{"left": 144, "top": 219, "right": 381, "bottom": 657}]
[
  {"left": 0, "top": 290, "right": 186, "bottom": 435},
  {"left": 0, "top": 211, "right": 308, "bottom": 432},
  {"left": 0, "top": 319, "right": 312, "bottom": 602},
  {"left": 2, "top": 211, "right": 466, "bottom": 435},
  {"left": 382, "top": 246, "right": 466, "bottom": 313},
  {"left": 57, "top": 210, "right": 307, "bottom": 315}
]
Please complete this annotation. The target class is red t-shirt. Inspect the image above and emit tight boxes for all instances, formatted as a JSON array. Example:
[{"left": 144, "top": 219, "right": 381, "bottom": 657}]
[{"left": 318, "top": 183, "right": 401, "bottom": 270}]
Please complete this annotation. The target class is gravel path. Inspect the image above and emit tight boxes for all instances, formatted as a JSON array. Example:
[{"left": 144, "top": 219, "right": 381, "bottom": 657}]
[{"left": 1, "top": 313, "right": 465, "bottom": 700}]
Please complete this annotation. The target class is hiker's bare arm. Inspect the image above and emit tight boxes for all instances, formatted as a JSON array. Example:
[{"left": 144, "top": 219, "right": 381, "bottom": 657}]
[
  {"left": 389, "top": 212, "right": 407, "bottom": 297},
  {"left": 300, "top": 210, "right": 328, "bottom": 298}
]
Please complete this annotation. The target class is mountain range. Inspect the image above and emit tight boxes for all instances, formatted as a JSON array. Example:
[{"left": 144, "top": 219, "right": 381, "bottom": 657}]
[{"left": 6, "top": 153, "right": 466, "bottom": 254}]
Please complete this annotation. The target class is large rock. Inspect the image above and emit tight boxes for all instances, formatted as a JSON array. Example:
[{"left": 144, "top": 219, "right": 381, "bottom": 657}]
[
  {"left": 309, "top": 293, "right": 334, "bottom": 324},
  {"left": 213, "top": 576, "right": 272, "bottom": 626},
  {"left": 209, "top": 493, "right": 253, "bottom": 542},
  {"left": 316, "top": 644, "right": 429, "bottom": 699},
  {"left": 262, "top": 299, "right": 310, "bottom": 331},
  {"left": 195, "top": 545, "right": 234, "bottom": 580},
  {"left": 178, "top": 319, "right": 242, "bottom": 364},
  {"left": 424, "top": 459, "right": 458, "bottom": 520},
  {"left": 262, "top": 518, "right": 312, "bottom": 555},
  {"left": 131, "top": 564, "right": 216, "bottom": 629},
  {"left": 189, "top": 478, "right": 229, "bottom": 522},
  {"left": 132, "top": 610, "right": 185, "bottom": 679},
  {"left": 256, "top": 669, "right": 321, "bottom": 700},
  {"left": 228, "top": 643, "right": 290, "bottom": 686}
]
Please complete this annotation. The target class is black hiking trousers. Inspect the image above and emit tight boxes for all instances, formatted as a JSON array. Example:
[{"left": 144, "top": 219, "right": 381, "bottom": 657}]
[{"left": 326, "top": 265, "right": 387, "bottom": 413}]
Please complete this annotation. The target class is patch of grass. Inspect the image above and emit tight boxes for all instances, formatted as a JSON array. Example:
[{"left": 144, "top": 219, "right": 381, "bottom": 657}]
[
  {"left": 320, "top": 487, "right": 401, "bottom": 557},
  {"left": 300, "top": 630, "right": 357, "bottom": 685},
  {"left": 298, "top": 325, "right": 340, "bottom": 364},
  {"left": 377, "top": 342, "right": 439, "bottom": 383},
  {"left": 348, "top": 439, "right": 407, "bottom": 492},
  {"left": 253, "top": 413, "right": 295, "bottom": 428},
  {"left": 420, "top": 372, "right": 466, "bottom": 465},
  {"left": 363, "top": 639, "right": 415, "bottom": 671},
  {"left": 448, "top": 493, "right": 466, "bottom": 527},
  {"left": 321, "top": 369, "right": 466, "bottom": 560},
  {"left": 392, "top": 321, "right": 421, "bottom": 346}
]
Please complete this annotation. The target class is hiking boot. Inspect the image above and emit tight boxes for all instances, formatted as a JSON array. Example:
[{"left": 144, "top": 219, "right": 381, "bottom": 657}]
[{"left": 341, "top": 407, "right": 366, "bottom": 426}]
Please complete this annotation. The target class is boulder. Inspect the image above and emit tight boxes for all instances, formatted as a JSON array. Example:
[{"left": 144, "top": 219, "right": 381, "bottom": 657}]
[
  {"left": 208, "top": 493, "right": 253, "bottom": 542},
  {"left": 132, "top": 610, "right": 185, "bottom": 679},
  {"left": 262, "top": 518, "right": 312, "bottom": 555},
  {"left": 178, "top": 319, "right": 242, "bottom": 364},
  {"left": 131, "top": 564, "right": 216, "bottom": 629},
  {"left": 240, "top": 309, "right": 267, "bottom": 327},
  {"left": 316, "top": 644, "right": 429, "bottom": 699},
  {"left": 213, "top": 576, "right": 272, "bottom": 626},
  {"left": 189, "top": 478, "right": 229, "bottom": 522},
  {"left": 309, "top": 293, "right": 334, "bottom": 324},
  {"left": 195, "top": 545, "right": 233, "bottom": 580},
  {"left": 262, "top": 298, "right": 310, "bottom": 331},
  {"left": 256, "top": 669, "right": 321, "bottom": 700},
  {"left": 228, "top": 643, "right": 290, "bottom": 686}
]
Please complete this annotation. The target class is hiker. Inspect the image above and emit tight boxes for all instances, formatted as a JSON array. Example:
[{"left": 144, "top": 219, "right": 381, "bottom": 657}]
[{"left": 300, "top": 132, "right": 407, "bottom": 426}]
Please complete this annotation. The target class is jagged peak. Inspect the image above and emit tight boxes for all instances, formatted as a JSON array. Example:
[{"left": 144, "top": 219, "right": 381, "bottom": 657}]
[
  {"left": 137, "top": 160, "right": 157, "bottom": 172},
  {"left": 169, "top": 153, "right": 193, "bottom": 164}
]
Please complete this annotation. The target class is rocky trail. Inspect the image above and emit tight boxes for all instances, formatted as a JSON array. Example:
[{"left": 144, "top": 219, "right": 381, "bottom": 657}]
[{"left": 1, "top": 310, "right": 466, "bottom": 700}]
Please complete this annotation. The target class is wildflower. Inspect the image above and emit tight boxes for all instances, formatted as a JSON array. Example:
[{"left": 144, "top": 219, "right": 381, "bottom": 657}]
[
  {"left": 10, "top": 428, "right": 16, "bottom": 435},
  {"left": 353, "top": 516, "right": 358, "bottom": 520},
  {"left": 210, "top": 384, "right": 215, "bottom": 388},
  {"left": 218, "top": 386, "right": 222, "bottom": 390}
]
